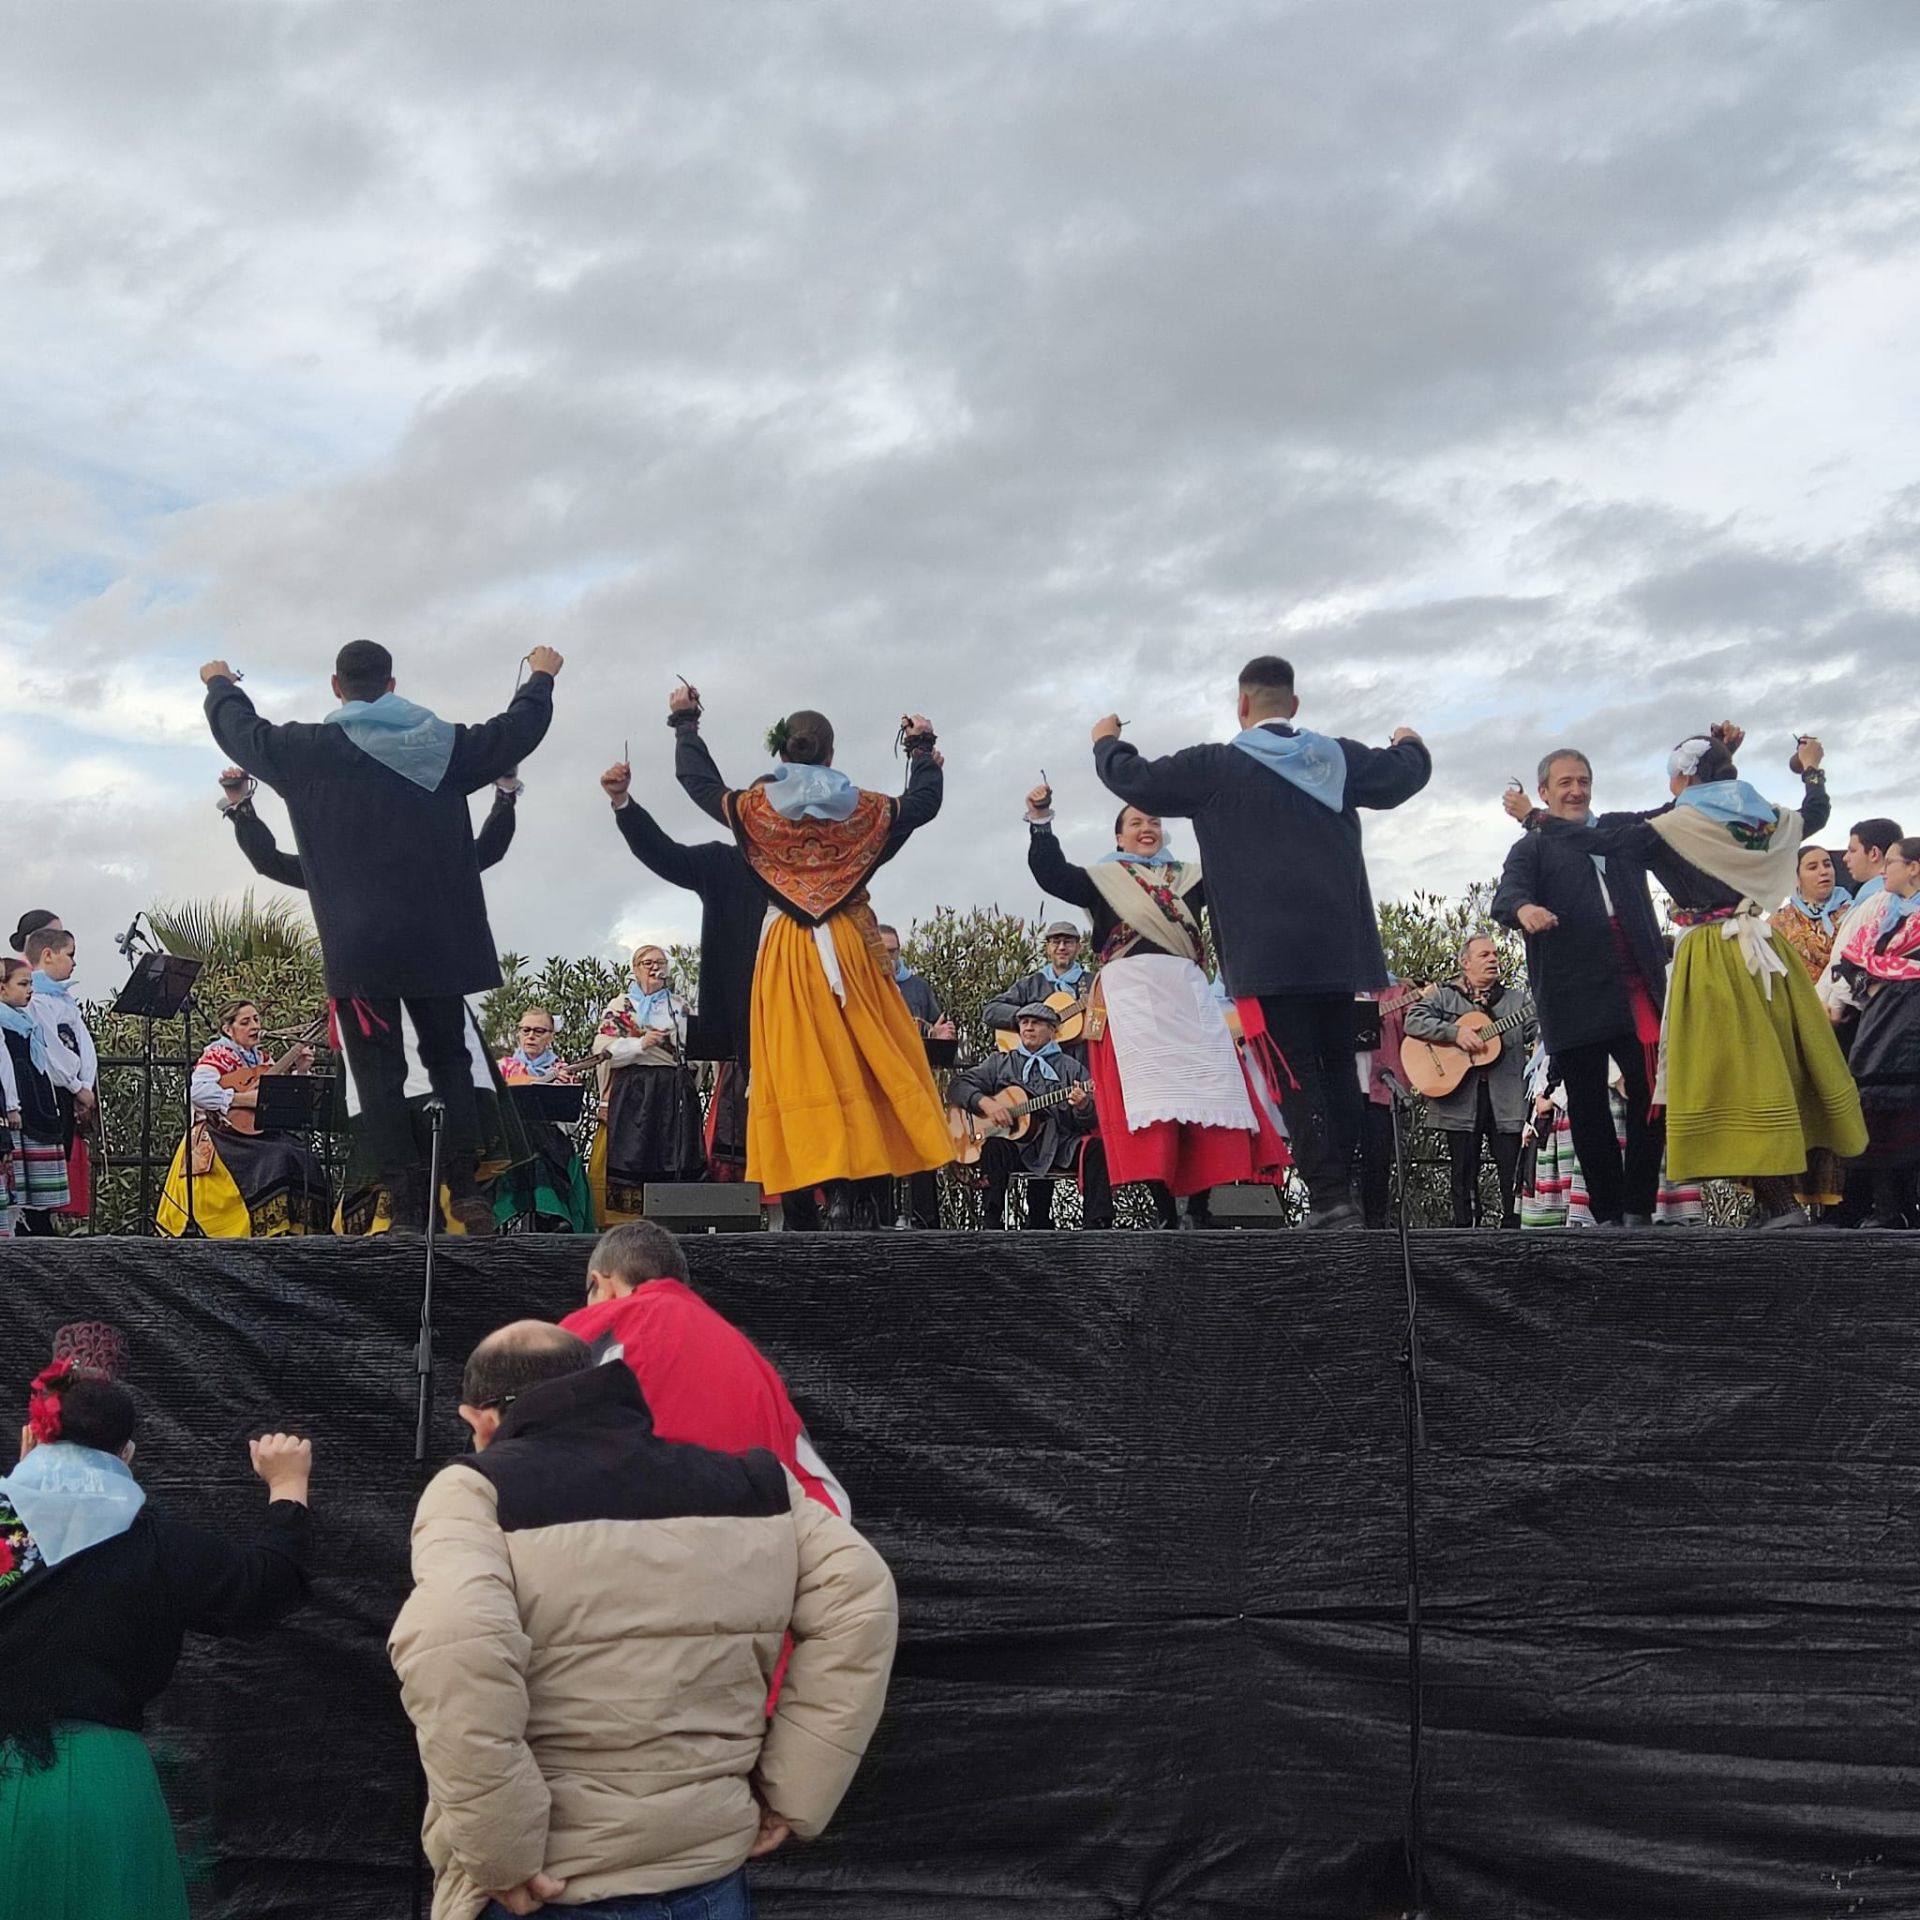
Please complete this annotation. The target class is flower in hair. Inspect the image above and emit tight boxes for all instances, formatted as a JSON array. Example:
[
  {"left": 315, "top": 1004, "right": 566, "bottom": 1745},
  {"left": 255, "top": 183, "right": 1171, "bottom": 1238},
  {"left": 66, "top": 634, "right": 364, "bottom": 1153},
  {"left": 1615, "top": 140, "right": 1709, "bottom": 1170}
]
[
  {"left": 27, "top": 1357, "right": 76, "bottom": 1444},
  {"left": 765, "top": 717, "right": 791, "bottom": 759}
]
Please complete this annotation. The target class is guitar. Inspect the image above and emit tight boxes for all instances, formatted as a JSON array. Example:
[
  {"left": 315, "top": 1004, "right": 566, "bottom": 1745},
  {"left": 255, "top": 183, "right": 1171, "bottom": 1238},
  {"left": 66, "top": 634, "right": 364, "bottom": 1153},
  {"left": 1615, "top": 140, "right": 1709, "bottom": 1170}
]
[
  {"left": 947, "top": 1080, "right": 1092, "bottom": 1164},
  {"left": 1399, "top": 1000, "right": 1533, "bottom": 1101},
  {"left": 994, "top": 988, "right": 1095, "bottom": 1050}
]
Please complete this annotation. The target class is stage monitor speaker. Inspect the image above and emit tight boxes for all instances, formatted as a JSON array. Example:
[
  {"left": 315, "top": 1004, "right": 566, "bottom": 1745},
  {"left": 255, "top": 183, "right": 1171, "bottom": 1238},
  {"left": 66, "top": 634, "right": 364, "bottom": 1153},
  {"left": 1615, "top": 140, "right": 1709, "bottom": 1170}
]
[
  {"left": 1205, "top": 1184, "right": 1288, "bottom": 1229},
  {"left": 641, "top": 1183, "right": 766, "bottom": 1233}
]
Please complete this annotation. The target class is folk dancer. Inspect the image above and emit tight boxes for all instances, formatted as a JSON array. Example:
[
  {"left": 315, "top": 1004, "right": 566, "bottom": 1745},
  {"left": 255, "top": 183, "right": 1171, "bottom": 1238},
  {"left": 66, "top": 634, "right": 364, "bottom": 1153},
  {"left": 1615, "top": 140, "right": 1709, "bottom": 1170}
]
[
  {"left": 1493, "top": 747, "right": 1670, "bottom": 1227},
  {"left": 24, "top": 926, "right": 96, "bottom": 1226},
  {"left": 589, "top": 944, "right": 707, "bottom": 1222},
  {"left": 1579, "top": 727, "right": 1865, "bottom": 1226},
  {"left": 1021, "top": 785, "right": 1289, "bottom": 1226},
  {"left": 1404, "top": 935, "right": 1536, "bottom": 1228},
  {"left": 202, "top": 638, "right": 561, "bottom": 1233},
  {"left": 1093, "top": 653, "right": 1429, "bottom": 1228},
  {"left": 672, "top": 688, "right": 951, "bottom": 1232},
  {"left": 945, "top": 1003, "right": 1108, "bottom": 1228},
  {"left": 1518, "top": 1050, "right": 1704, "bottom": 1228},
  {"left": 984, "top": 921, "right": 1094, "bottom": 1059},
  {"left": 155, "top": 999, "right": 331, "bottom": 1238},
  {"left": 1818, "top": 815, "right": 1904, "bottom": 1053},
  {"left": 1834, "top": 834, "right": 1920, "bottom": 1228},
  {"left": 1774, "top": 843, "right": 1851, "bottom": 981},
  {"left": 0, "top": 958, "right": 65, "bottom": 1236}
]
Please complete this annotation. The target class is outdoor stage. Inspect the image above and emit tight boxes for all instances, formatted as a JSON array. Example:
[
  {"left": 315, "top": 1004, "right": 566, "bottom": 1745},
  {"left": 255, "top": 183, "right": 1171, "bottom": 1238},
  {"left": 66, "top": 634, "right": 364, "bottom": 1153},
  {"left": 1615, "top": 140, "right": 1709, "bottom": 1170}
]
[{"left": 3, "top": 1230, "right": 1917, "bottom": 1920}]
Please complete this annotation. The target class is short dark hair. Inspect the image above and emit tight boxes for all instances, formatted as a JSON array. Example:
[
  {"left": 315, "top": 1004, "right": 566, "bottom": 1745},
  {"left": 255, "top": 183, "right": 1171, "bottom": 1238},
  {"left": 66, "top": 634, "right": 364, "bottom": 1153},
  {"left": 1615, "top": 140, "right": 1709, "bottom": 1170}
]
[
  {"left": 1895, "top": 837, "right": 1920, "bottom": 864},
  {"left": 1537, "top": 748, "right": 1592, "bottom": 788},
  {"left": 334, "top": 638, "right": 394, "bottom": 703},
  {"left": 1113, "top": 806, "right": 1159, "bottom": 840},
  {"left": 1796, "top": 843, "right": 1833, "bottom": 867},
  {"left": 460, "top": 1323, "right": 591, "bottom": 1408},
  {"left": 23, "top": 927, "right": 74, "bottom": 967},
  {"left": 589, "top": 1220, "right": 690, "bottom": 1288},
  {"left": 780, "top": 710, "right": 835, "bottom": 767},
  {"left": 9, "top": 910, "right": 58, "bottom": 954},
  {"left": 1238, "top": 655, "right": 1295, "bottom": 695},
  {"left": 1850, "top": 818, "right": 1904, "bottom": 859},
  {"left": 876, "top": 924, "right": 899, "bottom": 941}
]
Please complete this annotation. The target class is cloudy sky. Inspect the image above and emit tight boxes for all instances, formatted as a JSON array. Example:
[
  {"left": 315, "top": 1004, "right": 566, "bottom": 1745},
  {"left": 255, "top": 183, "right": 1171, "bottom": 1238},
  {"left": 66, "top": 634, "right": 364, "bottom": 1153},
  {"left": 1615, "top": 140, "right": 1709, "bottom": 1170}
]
[{"left": 6, "top": 0, "right": 1918, "bottom": 994}]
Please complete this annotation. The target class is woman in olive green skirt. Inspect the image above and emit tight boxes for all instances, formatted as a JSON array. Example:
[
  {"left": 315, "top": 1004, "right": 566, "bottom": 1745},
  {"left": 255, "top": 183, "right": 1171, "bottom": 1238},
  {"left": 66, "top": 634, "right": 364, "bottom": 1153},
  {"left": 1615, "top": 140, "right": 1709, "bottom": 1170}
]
[{"left": 0, "top": 1325, "right": 313, "bottom": 1920}]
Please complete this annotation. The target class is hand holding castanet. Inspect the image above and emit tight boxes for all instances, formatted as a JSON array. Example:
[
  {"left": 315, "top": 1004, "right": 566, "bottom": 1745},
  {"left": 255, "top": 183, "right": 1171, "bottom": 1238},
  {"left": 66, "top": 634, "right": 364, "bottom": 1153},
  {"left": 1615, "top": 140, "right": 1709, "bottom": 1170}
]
[
  {"left": 525, "top": 646, "right": 564, "bottom": 679},
  {"left": 1091, "top": 714, "right": 1123, "bottom": 744},
  {"left": 199, "top": 660, "right": 235, "bottom": 687},
  {"left": 601, "top": 762, "right": 632, "bottom": 805}
]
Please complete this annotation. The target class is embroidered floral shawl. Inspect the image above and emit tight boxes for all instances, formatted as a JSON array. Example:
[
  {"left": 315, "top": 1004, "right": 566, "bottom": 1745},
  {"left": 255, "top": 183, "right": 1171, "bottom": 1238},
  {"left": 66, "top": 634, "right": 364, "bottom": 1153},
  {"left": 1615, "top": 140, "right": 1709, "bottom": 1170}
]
[{"left": 727, "top": 783, "right": 897, "bottom": 925}]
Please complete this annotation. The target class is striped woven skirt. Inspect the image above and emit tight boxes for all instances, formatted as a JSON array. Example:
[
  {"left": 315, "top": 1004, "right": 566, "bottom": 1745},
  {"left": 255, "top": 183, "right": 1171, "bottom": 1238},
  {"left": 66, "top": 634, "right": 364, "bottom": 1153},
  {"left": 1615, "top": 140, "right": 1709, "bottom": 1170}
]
[{"left": 17, "top": 1133, "right": 70, "bottom": 1211}]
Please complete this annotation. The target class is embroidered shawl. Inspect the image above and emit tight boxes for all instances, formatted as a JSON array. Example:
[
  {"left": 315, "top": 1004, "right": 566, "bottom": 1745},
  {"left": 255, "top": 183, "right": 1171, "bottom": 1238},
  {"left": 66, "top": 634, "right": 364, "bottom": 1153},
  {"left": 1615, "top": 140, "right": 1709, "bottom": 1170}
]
[
  {"left": 1840, "top": 894, "right": 1920, "bottom": 982},
  {"left": 1649, "top": 801, "right": 1803, "bottom": 912},
  {"left": 726, "top": 783, "right": 897, "bottom": 925},
  {"left": 1085, "top": 857, "right": 1207, "bottom": 967}
]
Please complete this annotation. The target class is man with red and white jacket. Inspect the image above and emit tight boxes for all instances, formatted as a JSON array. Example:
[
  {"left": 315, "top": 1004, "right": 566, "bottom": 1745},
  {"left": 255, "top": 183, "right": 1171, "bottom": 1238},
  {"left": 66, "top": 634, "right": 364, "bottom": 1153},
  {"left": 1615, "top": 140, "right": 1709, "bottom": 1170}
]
[{"left": 560, "top": 1221, "right": 849, "bottom": 1517}]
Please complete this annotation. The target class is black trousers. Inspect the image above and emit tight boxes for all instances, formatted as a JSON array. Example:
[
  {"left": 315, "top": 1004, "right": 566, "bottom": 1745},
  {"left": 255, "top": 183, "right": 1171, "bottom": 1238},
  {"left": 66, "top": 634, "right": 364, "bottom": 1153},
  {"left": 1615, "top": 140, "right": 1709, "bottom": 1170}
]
[
  {"left": 1256, "top": 993, "right": 1362, "bottom": 1210},
  {"left": 1445, "top": 1080, "right": 1521, "bottom": 1228},
  {"left": 980, "top": 1137, "right": 1112, "bottom": 1229},
  {"left": 335, "top": 996, "right": 480, "bottom": 1194},
  {"left": 1357, "top": 1101, "right": 1396, "bottom": 1228},
  {"left": 1555, "top": 1035, "right": 1664, "bottom": 1223}
]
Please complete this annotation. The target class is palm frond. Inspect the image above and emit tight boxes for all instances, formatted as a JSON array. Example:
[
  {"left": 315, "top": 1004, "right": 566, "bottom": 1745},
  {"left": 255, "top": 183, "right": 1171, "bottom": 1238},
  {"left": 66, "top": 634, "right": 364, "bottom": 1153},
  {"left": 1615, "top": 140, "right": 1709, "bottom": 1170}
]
[{"left": 146, "top": 890, "right": 319, "bottom": 966}]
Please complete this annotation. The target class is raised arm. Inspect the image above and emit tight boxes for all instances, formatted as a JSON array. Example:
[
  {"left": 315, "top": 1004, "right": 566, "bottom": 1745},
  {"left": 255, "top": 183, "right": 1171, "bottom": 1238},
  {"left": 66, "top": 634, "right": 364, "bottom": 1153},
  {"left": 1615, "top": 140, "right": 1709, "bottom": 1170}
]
[
  {"left": 388, "top": 1466, "right": 551, "bottom": 1894},
  {"left": 201, "top": 666, "right": 291, "bottom": 790},
  {"left": 164, "top": 1434, "right": 313, "bottom": 1635},
  {"left": 601, "top": 760, "right": 707, "bottom": 889},
  {"left": 448, "top": 656, "right": 559, "bottom": 793},
  {"left": 1093, "top": 734, "right": 1219, "bottom": 819},
  {"left": 672, "top": 718, "right": 733, "bottom": 826},
  {"left": 225, "top": 787, "right": 308, "bottom": 891},
  {"left": 1342, "top": 732, "right": 1432, "bottom": 811},
  {"left": 883, "top": 737, "right": 943, "bottom": 853},
  {"left": 1025, "top": 820, "right": 1104, "bottom": 913},
  {"left": 474, "top": 785, "right": 518, "bottom": 871}
]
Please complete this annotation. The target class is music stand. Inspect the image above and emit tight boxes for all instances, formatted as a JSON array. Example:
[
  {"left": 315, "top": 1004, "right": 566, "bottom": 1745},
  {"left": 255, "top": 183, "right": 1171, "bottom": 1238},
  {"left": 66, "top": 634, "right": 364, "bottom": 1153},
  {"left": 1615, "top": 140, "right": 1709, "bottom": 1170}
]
[
  {"left": 252, "top": 1074, "right": 335, "bottom": 1134},
  {"left": 111, "top": 954, "right": 205, "bottom": 1236},
  {"left": 508, "top": 1082, "right": 586, "bottom": 1127}
]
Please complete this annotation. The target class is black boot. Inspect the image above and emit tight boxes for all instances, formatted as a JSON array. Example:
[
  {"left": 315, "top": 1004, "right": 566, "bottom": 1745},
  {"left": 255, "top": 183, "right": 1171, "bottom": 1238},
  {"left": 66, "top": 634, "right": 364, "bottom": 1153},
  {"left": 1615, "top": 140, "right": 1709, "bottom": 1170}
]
[{"left": 821, "top": 1182, "right": 854, "bottom": 1232}]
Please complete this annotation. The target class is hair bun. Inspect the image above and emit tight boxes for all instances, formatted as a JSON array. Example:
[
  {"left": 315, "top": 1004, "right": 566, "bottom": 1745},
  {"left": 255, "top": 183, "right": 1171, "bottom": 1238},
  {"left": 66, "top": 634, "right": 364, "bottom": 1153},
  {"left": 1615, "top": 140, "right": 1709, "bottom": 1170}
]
[{"left": 53, "top": 1322, "right": 129, "bottom": 1382}]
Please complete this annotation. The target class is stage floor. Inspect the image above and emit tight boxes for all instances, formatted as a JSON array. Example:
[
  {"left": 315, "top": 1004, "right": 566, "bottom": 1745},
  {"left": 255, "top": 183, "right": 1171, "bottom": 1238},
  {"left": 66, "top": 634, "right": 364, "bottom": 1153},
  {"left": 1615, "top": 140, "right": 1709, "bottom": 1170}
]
[{"left": 3, "top": 1231, "right": 1916, "bottom": 1920}]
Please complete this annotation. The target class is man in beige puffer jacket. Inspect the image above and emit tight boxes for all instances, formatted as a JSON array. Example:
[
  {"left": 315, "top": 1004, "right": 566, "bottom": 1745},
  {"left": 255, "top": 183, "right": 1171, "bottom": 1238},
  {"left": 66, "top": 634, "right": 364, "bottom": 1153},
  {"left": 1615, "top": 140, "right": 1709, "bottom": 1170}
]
[{"left": 390, "top": 1320, "right": 898, "bottom": 1920}]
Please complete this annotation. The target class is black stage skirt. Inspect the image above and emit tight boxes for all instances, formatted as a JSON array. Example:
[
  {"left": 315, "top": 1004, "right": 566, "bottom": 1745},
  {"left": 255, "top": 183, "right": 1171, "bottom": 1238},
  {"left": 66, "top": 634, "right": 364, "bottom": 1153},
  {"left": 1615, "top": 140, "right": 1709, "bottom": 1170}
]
[
  {"left": 216, "top": 1125, "right": 333, "bottom": 1234},
  {"left": 1851, "top": 979, "right": 1920, "bottom": 1165},
  {"left": 604, "top": 1064, "right": 707, "bottom": 1214}
]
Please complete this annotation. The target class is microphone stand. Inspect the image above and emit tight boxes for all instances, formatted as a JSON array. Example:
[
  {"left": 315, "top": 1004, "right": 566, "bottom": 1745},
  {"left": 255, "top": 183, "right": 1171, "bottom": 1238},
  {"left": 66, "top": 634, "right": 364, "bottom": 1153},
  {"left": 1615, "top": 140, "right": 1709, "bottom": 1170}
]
[
  {"left": 1379, "top": 1066, "right": 1429, "bottom": 1918},
  {"left": 410, "top": 1096, "right": 446, "bottom": 1920}
]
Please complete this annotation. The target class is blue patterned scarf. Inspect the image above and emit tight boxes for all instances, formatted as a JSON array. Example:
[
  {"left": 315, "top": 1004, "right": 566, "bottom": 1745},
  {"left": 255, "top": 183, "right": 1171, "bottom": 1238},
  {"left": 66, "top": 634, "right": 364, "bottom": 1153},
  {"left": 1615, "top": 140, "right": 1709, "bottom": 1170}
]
[
  {"left": 1230, "top": 723, "right": 1348, "bottom": 811},
  {"left": 324, "top": 692, "right": 456, "bottom": 791},
  {"left": 0, "top": 1444, "right": 146, "bottom": 1569}
]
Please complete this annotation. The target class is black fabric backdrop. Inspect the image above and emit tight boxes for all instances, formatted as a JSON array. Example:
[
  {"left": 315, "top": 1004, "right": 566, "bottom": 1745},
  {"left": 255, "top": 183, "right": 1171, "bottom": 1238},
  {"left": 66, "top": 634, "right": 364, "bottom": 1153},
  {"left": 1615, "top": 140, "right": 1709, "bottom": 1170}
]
[{"left": 0, "top": 1233, "right": 1915, "bottom": 1919}]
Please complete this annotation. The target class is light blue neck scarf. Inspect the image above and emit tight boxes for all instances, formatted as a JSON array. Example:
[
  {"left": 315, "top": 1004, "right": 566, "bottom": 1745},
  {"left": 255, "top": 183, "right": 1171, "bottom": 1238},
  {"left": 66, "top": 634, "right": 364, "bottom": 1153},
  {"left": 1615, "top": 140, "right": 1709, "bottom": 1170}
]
[
  {"left": 1885, "top": 889, "right": 1920, "bottom": 927},
  {"left": 30, "top": 970, "right": 71, "bottom": 1000},
  {"left": 324, "top": 692, "right": 456, "bottom": 792},
  {"left": 1014, "top": 1040, "right": 1062, "bottom": 1085},
  {"left": 0, "top": 1001, "right": 46, "bottom": 1073},
  {"left": 1231, "top": 723, "right": 1348, "bottom": 812},
  {"left": 764, "top": 764, "right": 859, "bottom": 822},
  {"left": 1673, "top": 779, "right": 1779, "bottom": 832},
  {"left": 0, "top": 1443, "right": 145, "bottom": 1568},
  {"left": 1855, "top": 875, "right": 1886, "bottom": 907},
  {"left": 1100, "top": 847, "right": 1176, "bottom": 868},
  {"left": 513, "top": 1046, "right": 559, "bottom": 1075},
  {"left": 1790, "top": 885, "right": 1851, "bottom": 935},
  {"left": 1042, "top": 961, "right": 1086, "bottom": 987},
  {"left": 893, "top": 958, "right": 913, "bottom": 984},
  {"left": 628, "top": 984, "right": 678, "bottom": 1031}
]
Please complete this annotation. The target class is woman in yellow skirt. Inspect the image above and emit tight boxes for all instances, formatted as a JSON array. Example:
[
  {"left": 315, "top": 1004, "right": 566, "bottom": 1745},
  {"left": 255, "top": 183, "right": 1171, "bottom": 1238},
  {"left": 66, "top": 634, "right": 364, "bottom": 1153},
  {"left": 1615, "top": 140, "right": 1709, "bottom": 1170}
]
[
  {"left": 672, "top": 687, "right": 951, "bottom": 1229},
  {"left": 1583, "top": 726, "right": 1865, "bottom": 1226}
]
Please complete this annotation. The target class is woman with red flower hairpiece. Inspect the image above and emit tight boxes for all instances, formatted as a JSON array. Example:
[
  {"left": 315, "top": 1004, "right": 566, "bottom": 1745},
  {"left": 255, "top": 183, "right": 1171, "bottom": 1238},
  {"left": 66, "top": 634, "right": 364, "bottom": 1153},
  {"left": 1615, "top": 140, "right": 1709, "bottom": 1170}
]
[{"left": 0, "top": 1324, "right": 314, "bottom": 1920}]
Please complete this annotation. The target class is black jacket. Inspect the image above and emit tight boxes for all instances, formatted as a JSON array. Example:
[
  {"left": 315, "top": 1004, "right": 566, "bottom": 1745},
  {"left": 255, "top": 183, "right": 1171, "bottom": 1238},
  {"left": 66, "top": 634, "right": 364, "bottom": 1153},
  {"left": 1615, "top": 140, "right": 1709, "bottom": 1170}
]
[
  {"left": 0, "top": 1493, "right": 310, "bottom": 1758},
  {"left": 205, "top": 673, "right": 554, "bottom": 999},
  {"left": 3, "top": 1026, "right": 63, "bottom": 1139},
  {"left": 897, "top": 971, "right": 943, "bottom": 1029},
  {"left": 228, "top": 789, "right": 518, "bottom": 889},
  {"left": 1094, "top": 726, "right": 1430, "bottom": 997},
  {"left": 1490, "top": 820, "right": 1668, "bottom": 1054},
  {"left": 944, "top": 1046, "right": 1097, "bottom": 1175},
  {"left": 612, "top": 797, "right": 765, "bottom": 1070}
]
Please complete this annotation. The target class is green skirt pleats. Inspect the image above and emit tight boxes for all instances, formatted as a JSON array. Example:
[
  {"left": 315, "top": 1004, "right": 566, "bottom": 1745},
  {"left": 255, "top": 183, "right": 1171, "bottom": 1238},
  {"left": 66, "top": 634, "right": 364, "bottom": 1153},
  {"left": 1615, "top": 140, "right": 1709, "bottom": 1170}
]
[
  {"left": 0, "top": 1723, "right": 189, "bottom": 1920},
  {"left": 1664, "top": 924, "right": 1868, "bottom": 1182}
]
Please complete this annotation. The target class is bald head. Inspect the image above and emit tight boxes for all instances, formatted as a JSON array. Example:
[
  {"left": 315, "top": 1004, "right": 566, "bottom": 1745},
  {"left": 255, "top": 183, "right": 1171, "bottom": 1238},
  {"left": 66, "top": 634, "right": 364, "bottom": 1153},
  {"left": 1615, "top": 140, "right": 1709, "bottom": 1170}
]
[{"left": 459, "top": 1321, "right": 591, "bottom": 1448}]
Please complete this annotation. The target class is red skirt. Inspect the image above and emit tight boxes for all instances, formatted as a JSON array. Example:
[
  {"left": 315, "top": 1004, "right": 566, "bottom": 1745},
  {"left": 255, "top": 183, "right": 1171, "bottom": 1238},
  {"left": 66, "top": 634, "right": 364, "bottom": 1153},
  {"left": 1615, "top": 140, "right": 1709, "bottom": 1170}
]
[{"left": 1086, "top": 1027, "right": 1288, "bottom": 1196}]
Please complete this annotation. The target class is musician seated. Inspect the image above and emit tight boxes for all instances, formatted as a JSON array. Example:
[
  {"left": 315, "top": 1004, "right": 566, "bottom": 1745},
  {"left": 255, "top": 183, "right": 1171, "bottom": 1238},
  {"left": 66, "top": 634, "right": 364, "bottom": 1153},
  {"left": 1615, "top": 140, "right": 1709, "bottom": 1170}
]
[
  {"left": 156, "top": 999, "right": 332, "bottom": 1237},
  {"left": 588, "top": 944, "right": 707, "bottom": 1224},
  {"left": 984, "top": 920, "right": 1093, "bottom": 1059},
  {"left": 1402, "top": 937, "right": 1537, "bottom": 1229},
  {"left": 499, "top": 1008, "right": 581, "bottom": 1083},
  {"left": 945, "top": 1002, "right": 1112, "bottom": 1230}
]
